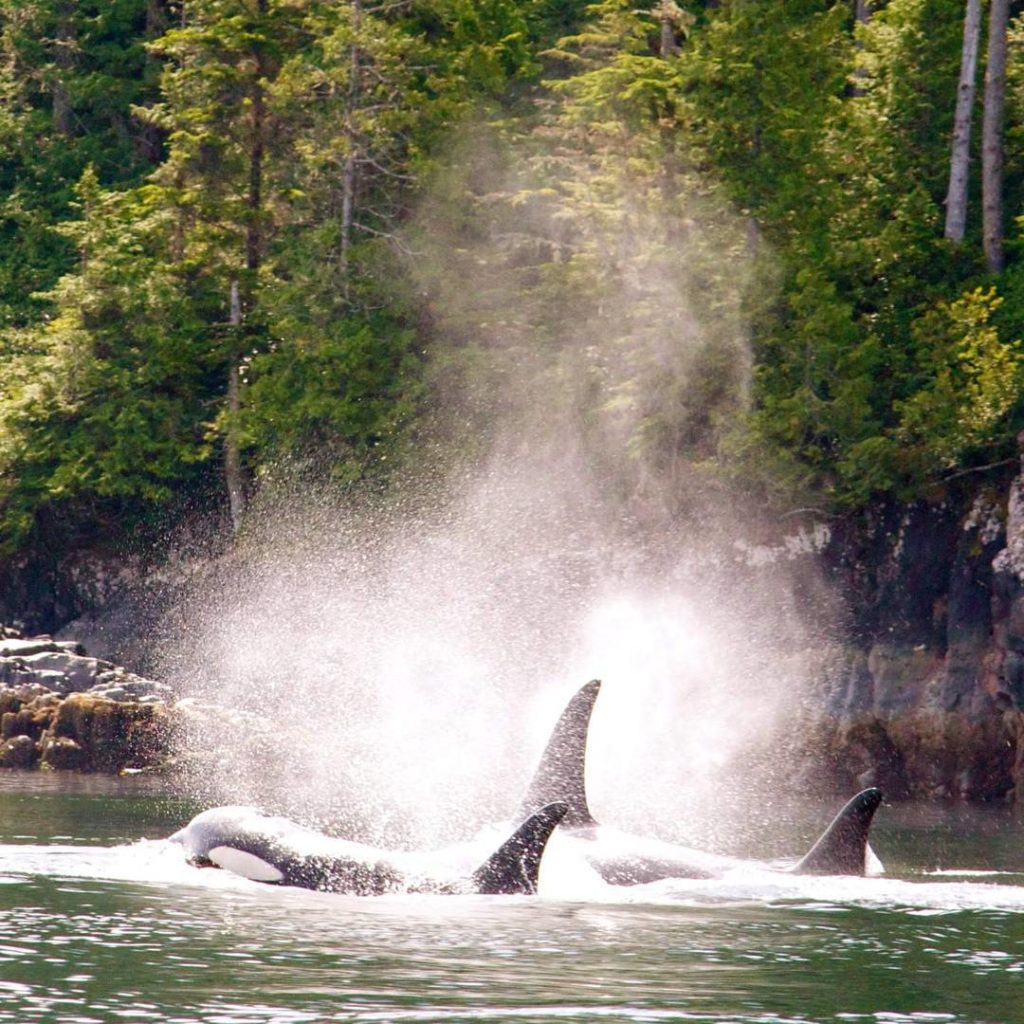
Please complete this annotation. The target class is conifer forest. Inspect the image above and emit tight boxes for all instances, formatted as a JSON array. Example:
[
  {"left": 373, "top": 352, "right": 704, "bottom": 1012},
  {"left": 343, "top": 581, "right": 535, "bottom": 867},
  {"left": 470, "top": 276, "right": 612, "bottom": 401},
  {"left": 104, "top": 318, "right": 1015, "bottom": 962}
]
[{"left": 2, "top": 0, "right": 1023, "bottom": 593}]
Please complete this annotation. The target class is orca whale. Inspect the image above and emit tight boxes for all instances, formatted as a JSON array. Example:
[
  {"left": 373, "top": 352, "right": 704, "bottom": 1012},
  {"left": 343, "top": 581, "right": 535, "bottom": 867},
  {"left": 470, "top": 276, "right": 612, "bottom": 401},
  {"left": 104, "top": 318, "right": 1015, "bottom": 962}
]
[
  {"left": 520, "top": 680, "right": 884, "bottom": 885},
  {"left": 170, "top": 801, "right": 568, "bottom": 895}
]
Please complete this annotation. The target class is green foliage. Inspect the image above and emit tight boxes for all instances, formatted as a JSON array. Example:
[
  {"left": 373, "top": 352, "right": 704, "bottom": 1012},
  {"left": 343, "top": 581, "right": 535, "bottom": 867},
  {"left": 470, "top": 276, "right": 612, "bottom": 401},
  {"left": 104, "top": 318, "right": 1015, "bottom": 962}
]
[
  {"left": 0, "top": 0, "right": 164, "bottom": 327},
  {"left": 426, "top": 0, "right": 538, "bottom": 94},
  {"left": 240, "top": 316, "right": 422, "bottom": 481},
  {"left": 0, "top": 170, "right": 216, "bottom": 552},
  {"left": 4, "top": 0, "right": 1024, "bottom": 564},
  {"left": 411, "top": 0, "right": 754, "bottom": 517},
  {"left": 898, "top": 288, "right": 1023, "bottom": 468},
  {"left": 722, "top": 0, "right": 1024, "bottom": 509},
  {"left": 684, "top": 0, "right": 848, "bottom": 251}
]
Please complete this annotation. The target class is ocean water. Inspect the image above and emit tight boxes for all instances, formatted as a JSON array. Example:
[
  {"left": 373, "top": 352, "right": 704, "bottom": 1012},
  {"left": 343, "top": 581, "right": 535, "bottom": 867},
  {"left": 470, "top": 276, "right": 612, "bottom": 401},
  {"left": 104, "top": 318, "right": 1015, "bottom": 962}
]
[{"left": 2, "top": 772, "right": 1024, "bottom": 1024}]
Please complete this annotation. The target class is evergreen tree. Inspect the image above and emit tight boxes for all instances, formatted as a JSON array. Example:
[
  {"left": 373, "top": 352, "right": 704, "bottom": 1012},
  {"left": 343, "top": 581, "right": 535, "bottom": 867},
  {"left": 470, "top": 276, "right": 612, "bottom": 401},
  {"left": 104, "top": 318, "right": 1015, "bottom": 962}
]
[
  {"left": 3, "top": 0, "right": 1024, "bottom": 568},
  {"left": 0, "top": 0, "right": 166, "bottom": 328},
  {"left": 0, "top": 169, "right": 217, "bottom": 553}
]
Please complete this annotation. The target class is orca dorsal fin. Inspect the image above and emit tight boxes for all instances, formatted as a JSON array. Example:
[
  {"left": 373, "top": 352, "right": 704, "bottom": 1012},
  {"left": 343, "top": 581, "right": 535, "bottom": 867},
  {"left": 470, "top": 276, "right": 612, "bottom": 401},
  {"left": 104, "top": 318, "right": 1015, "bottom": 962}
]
[
  {"left": 472, "top": 802, "right": 569, "bottom": 894},
  {"left": 518, "top": 680, "right": 601, "bottom": 828},
  {"left": 792, "top": 788, "right": 884, "bottom": 875}
]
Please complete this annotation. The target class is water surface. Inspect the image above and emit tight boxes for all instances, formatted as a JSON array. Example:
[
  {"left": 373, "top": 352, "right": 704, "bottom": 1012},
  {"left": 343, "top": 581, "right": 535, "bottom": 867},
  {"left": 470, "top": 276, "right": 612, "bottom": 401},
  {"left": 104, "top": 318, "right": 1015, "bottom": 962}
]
[{"left": 2, "top": 773, "right": 1024, "bottom": 1024}]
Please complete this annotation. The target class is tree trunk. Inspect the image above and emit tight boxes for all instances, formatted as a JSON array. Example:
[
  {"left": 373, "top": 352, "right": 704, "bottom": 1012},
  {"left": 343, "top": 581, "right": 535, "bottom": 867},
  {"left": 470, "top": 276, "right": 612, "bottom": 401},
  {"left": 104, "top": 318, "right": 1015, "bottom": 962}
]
[
  {"left": 850, "top": 1, "right": 873, "bottom": 96},
  {"left": 135, "top": 0, "right": 170, "bottom": 163},
  {"left": 246, "top": 2, "right": 267, "bottom": 274},
  {"left": 982, "top": 0, "right": 1008, "bottom": 272},
  {"left": 224, "top": 0, "right": 269, "bottom": 535},
  {"left": 944, "top": 0, "right": 982, "bottom": 242},
  {"left": 660, "top": 17, "right": 675, "bottom": 58},
  {"left": 659, "top": 4, "right": 677, "bottom": 58},
  {"left": 146, "top": 0, "right": 169, "bottom": 37},
  {"left": 225, "top": 280, "right": 246, "bottom": 535},
  {"left": 52, "top": 2, "right": 75, "bottom": 137},
  {"left": 339, "top": 0, "right": 362, "bottom": 282}
]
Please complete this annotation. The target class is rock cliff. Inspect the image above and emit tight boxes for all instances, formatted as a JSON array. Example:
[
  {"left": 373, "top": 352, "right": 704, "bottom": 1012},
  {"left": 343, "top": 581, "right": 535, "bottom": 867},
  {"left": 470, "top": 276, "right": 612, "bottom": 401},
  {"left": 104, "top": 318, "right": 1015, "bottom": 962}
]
[{"left": 806, "top": 458, "right": 1024, "bottom": 801}]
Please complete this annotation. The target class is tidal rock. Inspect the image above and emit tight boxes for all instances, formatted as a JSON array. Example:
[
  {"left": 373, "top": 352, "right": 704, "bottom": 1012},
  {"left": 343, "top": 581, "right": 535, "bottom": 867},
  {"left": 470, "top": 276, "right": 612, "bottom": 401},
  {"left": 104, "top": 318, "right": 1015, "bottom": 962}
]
[
  {"left": 17, "top": 651, "right": 106, "bottom": 694},
  {"left": 836, "top": 716, "right": 910, "bottom": 799},
  {"left": 90, "top": 670, "right": 173, "bottom": 703},
  {"left": 45, "top": 693, "right": 173, "bottom": 773},
  {"left": 0, "top": 639, "right": 52, "bottom": 658},
  {"left": 1, "top": 697, "right": 56, "bottom": 740},
  {"left": 0, "top": 734, "right": 37, "bottom": 768},
  {"left": 40, "top": 735, "right": 88, "bottom": 770},
  {"left": 803, "top": 487, "right": 1024, "bottom": 802},
  {"left": 0, "top": 625, "right": 182, "bottom": 773}
]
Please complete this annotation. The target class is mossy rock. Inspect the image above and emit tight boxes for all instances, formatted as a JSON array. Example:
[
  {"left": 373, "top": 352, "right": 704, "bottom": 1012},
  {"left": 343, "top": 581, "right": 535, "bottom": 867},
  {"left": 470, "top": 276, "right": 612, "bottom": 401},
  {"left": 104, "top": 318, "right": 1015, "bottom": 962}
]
[
  {"left": 47, "top": 693, "right": 173, "bottom": 772},
  {"left": 0, "top": 734, "right": 38, "bottom": 768},
  {"left": 40, "top": 736, "right": 89, "bottom": 770},
  {"left": 0, "top": 692, "right": 24, "bottom": 717},
  {"left": 1, "top": 702, "right": 57, "bottom": 740}
]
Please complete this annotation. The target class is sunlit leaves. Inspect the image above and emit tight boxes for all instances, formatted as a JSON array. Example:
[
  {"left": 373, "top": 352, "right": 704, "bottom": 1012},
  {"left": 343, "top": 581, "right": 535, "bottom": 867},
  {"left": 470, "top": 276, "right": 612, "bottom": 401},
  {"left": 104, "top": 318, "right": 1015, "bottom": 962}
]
[{"left": 898, "top": 288, "right": 1023, "bottom": 466}]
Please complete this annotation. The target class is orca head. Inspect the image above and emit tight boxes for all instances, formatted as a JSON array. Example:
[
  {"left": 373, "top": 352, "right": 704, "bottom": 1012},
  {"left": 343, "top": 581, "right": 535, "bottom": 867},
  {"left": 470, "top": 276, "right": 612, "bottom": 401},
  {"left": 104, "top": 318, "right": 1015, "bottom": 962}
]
[{"left": 170, "top": 806, "right": 295, "bottom": 881}]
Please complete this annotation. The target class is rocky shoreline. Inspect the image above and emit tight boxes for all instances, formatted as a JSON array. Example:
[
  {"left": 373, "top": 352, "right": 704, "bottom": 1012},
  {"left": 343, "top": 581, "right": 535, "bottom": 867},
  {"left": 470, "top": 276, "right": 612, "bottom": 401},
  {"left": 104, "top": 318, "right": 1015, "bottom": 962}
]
[
  {"left": 798, "top": 466, "right": 1024, "bottom": 804},
  {"left": 10, "top": 447, "right": 1024, "bottom": 801},
  {"left": 0, "top": 624, "right": 267, "bottom": 777},
  {"left": 0, "top": 625, "right": 176, "bottom": 772}
]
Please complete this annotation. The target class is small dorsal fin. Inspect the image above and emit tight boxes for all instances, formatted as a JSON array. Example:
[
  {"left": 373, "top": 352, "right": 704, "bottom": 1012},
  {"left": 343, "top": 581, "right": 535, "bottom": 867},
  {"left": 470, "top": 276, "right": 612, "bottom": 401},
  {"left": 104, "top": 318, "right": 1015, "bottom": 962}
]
[
  {"left": 472, "top": 802, "right": 569, "bottom": 894},
  {"left": 793, "top": 788, "right": 883, "bottom": 875},
  {"left": 518, "top": 680, "right": 601, "bottom": 828}
]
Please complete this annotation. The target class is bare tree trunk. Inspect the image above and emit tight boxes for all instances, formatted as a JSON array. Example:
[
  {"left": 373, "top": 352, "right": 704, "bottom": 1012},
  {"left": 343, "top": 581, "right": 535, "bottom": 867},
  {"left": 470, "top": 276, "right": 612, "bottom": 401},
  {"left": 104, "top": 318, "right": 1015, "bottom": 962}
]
[
  {"left": 225, "top": 280, "right": 246, "bottom": 535},
  {"left": 52, "top": 1, "right": 74, "bottom": 137},
  {"left": 339, "top": 0, "right": 362, "bottom": 283},
  {"left": 944, "top": 0, "right": 982, "bottom": 242},
  {"left": 340, "top": 137, "right": 357, "bottom": 278},
  {"left": 854, "top": 0, "right": 871, "bottom": 23},
  {"left": 146, "top": 0, "right": 169, "bottom": 38},
  {"left": 135, "top": 0, "right": 170, "bottom": 163},
  {"left": 223, "top": 0, "right": 270, "bottom": 535},
  {"left": 851, "top": 1, "right": 872, "bottom": 95},
  {"left": 659, "top": 8, "right": 676, "bottom": 57},
  {"left": 656, "top": 1, "right": 683, "bottom": 57},
  {"left": 660, "top": 16, "right": 675, "bottom": 58},
  {"left": 246, "top": 1, "right": 267, "bottom": 276},
  {"left": 983, "top": 0, "right": 1008, "bottom": 272}
]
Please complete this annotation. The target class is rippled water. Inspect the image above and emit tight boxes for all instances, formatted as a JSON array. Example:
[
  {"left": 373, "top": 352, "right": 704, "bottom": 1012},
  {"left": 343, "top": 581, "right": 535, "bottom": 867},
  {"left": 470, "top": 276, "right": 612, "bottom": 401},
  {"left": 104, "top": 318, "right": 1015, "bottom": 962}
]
[{"left": 3, "top": 774, "right": 1024, "bottom": 1023}]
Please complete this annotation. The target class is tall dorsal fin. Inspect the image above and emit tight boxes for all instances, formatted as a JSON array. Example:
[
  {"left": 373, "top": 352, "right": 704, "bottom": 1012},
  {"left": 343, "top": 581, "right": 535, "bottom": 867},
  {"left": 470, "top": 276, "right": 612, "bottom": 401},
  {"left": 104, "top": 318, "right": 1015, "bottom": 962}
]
[
  {"left": 792, "top": 788, "right": 884, "bottom": 875},
  {"left": 518, "top": 680, "right": 601, "bottom": 828},
  {"left": 472, "top": 802, "right": 569, "bottom": 894}
]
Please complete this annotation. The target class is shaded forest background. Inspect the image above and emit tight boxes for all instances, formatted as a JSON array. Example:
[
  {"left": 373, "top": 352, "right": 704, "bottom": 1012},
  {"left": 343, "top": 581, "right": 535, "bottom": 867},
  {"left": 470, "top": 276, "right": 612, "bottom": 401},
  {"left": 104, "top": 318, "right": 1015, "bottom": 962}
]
[{"left": 3, "top": 0, "right": 1024, "bottom": 627}]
